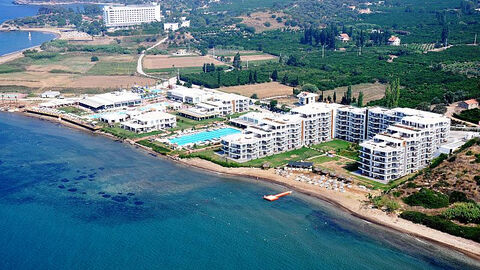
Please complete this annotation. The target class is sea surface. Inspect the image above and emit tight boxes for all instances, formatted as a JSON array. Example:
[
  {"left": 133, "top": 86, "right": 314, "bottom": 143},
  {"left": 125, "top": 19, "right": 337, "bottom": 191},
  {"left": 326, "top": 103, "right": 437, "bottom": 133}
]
[
  {"left": 1, "top": 113, "right": 479, "bottom": 269},
  {"left": 0, "top": 0, "right": 85, "bottom": 56}
]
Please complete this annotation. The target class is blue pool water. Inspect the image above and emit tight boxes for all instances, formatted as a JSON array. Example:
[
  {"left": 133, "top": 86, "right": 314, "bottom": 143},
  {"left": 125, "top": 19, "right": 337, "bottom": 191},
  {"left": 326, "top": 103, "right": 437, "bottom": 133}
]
[
  {"left": 0, "top": 113, "right": 479, "bottom": 269},
  {"left": 169, "top": 127, "right": 241, "bottom": 146}
]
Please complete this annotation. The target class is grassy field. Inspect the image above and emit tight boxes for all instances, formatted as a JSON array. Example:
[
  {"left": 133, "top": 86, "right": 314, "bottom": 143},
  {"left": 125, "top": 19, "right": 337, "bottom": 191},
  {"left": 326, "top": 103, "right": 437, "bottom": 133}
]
[
  {"left": 311, "top": 140, "right": 359, "bottom": 160},
  {"left": 174, "top": 114, "right": 225, "bottom": 130},
  {"left": 87, "top": 61, "right": 137, "bottom": 75},
  {"left": 101, "top": 125, "right": 164, "bottom": 139},
  {"left": 185, "top": 146, "right": 323, "bottom": 168}
]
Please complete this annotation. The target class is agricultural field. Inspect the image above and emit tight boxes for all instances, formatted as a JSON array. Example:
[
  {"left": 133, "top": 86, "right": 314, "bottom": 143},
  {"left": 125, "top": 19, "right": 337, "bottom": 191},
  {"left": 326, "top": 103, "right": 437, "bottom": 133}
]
[
  {"left": 322, "top": 83, "right": 386, "bottom": 104},
  {"left": 0, "top": 52, "right": 151, "bottom": 94},
  {"left": 219, "top": 82, "right": 293, "bottom": 98},
  {"left": 143, "top": 55, "right": 225, "bottom": 69}
]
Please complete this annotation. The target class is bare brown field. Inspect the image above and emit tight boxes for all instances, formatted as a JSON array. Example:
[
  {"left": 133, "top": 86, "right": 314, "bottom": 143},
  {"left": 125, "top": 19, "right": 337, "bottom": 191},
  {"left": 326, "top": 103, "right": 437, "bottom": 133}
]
[
  {"left": 219, "top": 82, "right": 293, "bottom": 98},
  {"left": 238, "top": 12, "right": 293, "bottom": 32},
  {"left": 323, "top": 83, "right": 386, "bottom": 103},
  {"left": 143, "top": 55, "right": 224, "bottom": 69},
  {"left": 69, "top": 75, "right": 155, "bottom": 88},
  {"left": 68, "top": 36, "right": 115, "bottom": 45},
  {"left": 0, "top": 71, "right": 154, "bottom": 90}
]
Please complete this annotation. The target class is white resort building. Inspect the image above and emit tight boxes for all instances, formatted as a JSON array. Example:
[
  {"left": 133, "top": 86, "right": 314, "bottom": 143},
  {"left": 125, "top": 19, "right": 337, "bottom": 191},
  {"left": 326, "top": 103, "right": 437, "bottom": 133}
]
[
  {"left": 359, "top": 113, "right": 450, "bottom": 181},
  {"left": 121, "top": 111, "right": 176, "bottom": 133},
  {"left": 223, "top": 101, "right": 451, "bottom": 181},
  {"left": 335, "top": 106, "right": 367, "bottom": 143},
  {"left": 103, "top": 3, "right": 161, "bottom": 27},
  {"left": 79, "top": 91, "right": 142, "bottom": 112},
  {"left": 167, "top": 86, "right": 251, "bottom": 119}
]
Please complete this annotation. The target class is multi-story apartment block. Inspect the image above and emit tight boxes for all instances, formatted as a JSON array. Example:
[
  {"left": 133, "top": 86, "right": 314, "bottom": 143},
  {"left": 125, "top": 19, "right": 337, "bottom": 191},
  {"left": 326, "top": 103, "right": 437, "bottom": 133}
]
[
  {"left": 222, "top": 101, "right": 450, "bottom": 180},
  {"left": 103, "top": 3, "right": 161, "bottom": 27},
  {"left": 359, "top": 114, "right": 450, "bottom": 181},
  {"left": 291, "top": 102, "right": 341, "bottom": 145},
  {"left": 222, "top": 115, "right": 303, "bottom": 162},
  {"left": 335, "top": 106, "right": 367, "bottom": 143}
]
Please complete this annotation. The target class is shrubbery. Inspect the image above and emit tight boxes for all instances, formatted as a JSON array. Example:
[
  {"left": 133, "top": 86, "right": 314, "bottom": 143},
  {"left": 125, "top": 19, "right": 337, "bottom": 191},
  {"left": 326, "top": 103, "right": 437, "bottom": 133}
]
[
  {"left": 443, "top": 203, "right": 480, "bottom": 224},
  {"left": 400, "top": 211, "right": 480, "bottom": 242},
  {"left": 403, "top": 188, "right": 449, "bottom": 208}
]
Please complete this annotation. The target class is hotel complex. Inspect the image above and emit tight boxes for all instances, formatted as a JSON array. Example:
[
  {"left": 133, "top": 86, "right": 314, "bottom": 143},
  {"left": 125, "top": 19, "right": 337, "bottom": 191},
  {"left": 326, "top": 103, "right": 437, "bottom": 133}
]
[
  {"left": 103, "top": 3, "right": 161, "bottom": 27},
  {"left": 222, "top": 102, "right": 450, "bottom": 181},
  {"left": 167, "top": 86, "right": 251, "bottom": 120}
]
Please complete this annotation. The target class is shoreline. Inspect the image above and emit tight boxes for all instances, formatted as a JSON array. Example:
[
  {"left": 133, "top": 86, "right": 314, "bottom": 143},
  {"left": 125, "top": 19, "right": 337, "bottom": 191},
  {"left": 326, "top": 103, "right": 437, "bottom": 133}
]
[
  {"left": 0, "top": 27, "right": 60, "bottom": 64},
  {"left": 13, "top": 110, "right": 480, "bottom": 261},
  {"left": 13, "top": 1, "right": 112, "bottom": 5}
]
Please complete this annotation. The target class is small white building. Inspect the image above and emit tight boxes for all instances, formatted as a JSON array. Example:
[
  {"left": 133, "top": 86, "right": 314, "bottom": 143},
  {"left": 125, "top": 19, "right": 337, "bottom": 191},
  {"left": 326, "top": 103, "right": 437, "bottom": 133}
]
[
  {"left": 459, "top": 99, "right": 479, "bottom": 110},
  {"left": 338, "top": 33, "right": 350, "bottom": 43},
  {"left": 297, "top": 92, "right": 319, "bottom": 105},
  {"left": 180, "top": 17, "right": 190, "bottom": 28},
  {"left": 387, "top": 36, "right": 401, "bottom": 46},
  {"left": 41, "top": 91, "right": 61, "bottom": 98},
  {"left": 164, "top": 22, "right": 179, "bottom": 31},
  {"left": 121, "top": 111, "right": 176, "bottom": 133}
]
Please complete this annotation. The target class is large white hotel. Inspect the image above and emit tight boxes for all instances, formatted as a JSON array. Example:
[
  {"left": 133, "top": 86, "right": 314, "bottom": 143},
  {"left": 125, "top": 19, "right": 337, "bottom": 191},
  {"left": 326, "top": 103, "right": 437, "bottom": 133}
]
[
  {"left": 222, "top": 94, "right": 450, "bottom": 182},
  {"left": 103, "top": 3, "right": 161, "bottom": 27}
]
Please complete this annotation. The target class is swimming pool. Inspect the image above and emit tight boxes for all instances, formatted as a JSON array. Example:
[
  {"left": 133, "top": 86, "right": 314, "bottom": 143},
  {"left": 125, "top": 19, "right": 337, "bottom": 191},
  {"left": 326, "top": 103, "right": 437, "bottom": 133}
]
[{"left": 169, "top": 128, "right": 241, "bottom": 146}]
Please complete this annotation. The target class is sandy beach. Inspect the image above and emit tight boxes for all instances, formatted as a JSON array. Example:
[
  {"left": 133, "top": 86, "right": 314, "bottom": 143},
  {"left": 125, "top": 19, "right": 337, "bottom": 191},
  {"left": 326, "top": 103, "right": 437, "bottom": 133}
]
[
  {"left": 175, "top": 157, "right": 480, "bottom": 260},
  {"left": 11, "top": 110, "right": 480, "bottom": 261}
]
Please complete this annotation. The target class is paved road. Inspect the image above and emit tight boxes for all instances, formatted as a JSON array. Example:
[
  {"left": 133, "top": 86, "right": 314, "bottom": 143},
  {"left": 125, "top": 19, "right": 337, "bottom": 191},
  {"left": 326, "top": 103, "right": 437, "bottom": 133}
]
[{"left": 136, "top": 37, "right": 168, "bottom": 79}]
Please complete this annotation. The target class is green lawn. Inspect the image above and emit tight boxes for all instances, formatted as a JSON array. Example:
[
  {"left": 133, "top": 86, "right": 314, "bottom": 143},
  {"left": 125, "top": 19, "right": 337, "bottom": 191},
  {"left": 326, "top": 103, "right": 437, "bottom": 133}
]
[
  {"left": 87, "top": 61, "right": 137, "bottom": 75},
  {"left": 101, "top": 124, "right": 164, "bottom": 139},
  {"left": 242, "top": 147, "right": 323, "bottom": 168},
  {"left": 311, "top": 139, "right": 359, "bottom": 160},
  {"left": 173, "top": 114, "right": 225, "bottom": 131}
]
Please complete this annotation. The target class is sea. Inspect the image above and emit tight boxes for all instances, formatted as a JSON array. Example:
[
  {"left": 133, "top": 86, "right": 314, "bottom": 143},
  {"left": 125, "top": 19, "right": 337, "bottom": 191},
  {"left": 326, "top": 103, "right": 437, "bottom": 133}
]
[
  {"left": 0, "top": 0, "right": 86, "bottom": 56},
  {"left": 0, "top": 113, "right": 479, "bottom": 269}
]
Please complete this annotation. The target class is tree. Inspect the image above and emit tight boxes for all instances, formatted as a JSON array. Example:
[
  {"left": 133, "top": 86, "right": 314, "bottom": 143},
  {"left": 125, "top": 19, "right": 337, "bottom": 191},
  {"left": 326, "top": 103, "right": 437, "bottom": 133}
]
[
  {"left": 254, "top": 70, "right": 258, "bottom": 83},
  {"left": 233, "top": 52, "right": 242, "bottom": 69},
  {"left": 250, "top": 93, "right": 258, "bottom": 99},
  {"left": 90, "top": 56, "right": 99, "bottom": 62},
  {"left": 248, "top": 71, "right": 253, "bottom": 84},
  {"left": 269, "top": 99, "right": 278, "bottom": 111},
  {"left": 271, "top": 69, "right": 278, "bottom": 81},
  {"left": 384, "top": 78, "right": 401, "bottom": 108},
  {"left": 416, "top": 102, "right": 431, "bottom": 112},
  {"left": 346, "top": 85, "right": 352, "bottom": 104},
  {"left": 281, "top": 74, "right": 289, "bottom": 85},
  {"left": 358, "top": 91, "right": 364, "bottom": 107},
  {"left": 441, "top": 25, "right": 449, "bottom": 47},
  {"left": 319, "top": 90, "right": 324, "bottom": 102},
  {"left": 301, "top": 83, "right": 318, "bottom": 93}
]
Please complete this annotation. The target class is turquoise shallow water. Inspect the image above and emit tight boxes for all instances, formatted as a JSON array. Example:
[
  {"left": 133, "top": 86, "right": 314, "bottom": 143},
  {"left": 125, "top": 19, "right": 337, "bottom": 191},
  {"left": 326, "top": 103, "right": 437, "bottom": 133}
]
[
  {"left": 169, "top": 127, "right": 241, "bottom": 146},
  {"left": 0, "top": 113, "right": 479, "bottom": 270}
]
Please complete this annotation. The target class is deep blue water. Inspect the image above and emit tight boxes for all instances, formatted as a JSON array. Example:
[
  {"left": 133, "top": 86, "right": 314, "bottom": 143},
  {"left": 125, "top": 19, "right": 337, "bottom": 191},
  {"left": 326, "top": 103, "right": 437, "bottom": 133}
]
[
  {"left": 0, "top": 0, "right": 88, "bottom": 56},
  {"left": 0, "top": 113, "right": 479, "bottom": 269}
]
